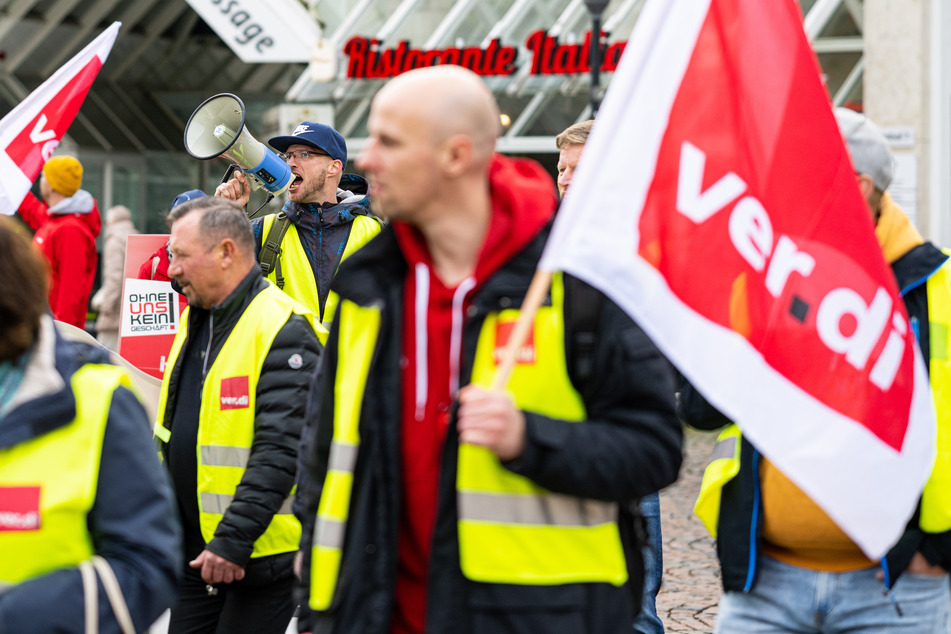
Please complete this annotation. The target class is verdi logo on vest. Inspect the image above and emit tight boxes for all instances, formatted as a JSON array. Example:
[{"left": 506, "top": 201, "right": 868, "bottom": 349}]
[
  {"left": 220, "top": 375, "right": 250, "bottom": 410},
  {"left": 0, "top": 486, "right": 41, "bottom": 531},
  {"left": 493, "top": 321, "right": 536, "bottom": 365}
]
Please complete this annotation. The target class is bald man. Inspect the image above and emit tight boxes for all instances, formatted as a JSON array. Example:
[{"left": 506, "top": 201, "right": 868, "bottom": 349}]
[{"left": 296, "top": 66, "right": 682, "bottom": 634}]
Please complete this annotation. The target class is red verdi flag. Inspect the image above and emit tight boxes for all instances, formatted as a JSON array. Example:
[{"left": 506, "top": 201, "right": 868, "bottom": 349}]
[
  {"left": 541, "top": 0, "right": 936, "bottom": 558},
  {"left": 0, "top": 22, "right": 120, "bottom": 214}
]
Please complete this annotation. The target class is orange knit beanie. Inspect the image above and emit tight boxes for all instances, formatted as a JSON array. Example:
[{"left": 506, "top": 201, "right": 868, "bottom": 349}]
[{"left": 43, "top": 156, "right": 83, "bottom": 197}]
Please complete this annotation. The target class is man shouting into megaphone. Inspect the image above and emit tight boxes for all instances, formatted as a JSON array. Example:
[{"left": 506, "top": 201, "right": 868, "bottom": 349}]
[{"left": 216, "top": 121, "right": 382, "bottom": 331}]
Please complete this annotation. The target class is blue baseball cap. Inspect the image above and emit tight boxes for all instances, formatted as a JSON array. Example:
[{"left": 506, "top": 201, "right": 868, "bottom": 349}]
[
  {"left": 268, "top": 121, "right": 347, "bottom": 167},
  {"left": 171, "top": 189, "right": 207, "bottom": 209}
]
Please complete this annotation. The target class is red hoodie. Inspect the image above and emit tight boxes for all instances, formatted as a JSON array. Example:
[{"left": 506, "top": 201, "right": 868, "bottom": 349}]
[{"left": 389, "top": 155, "right": 557, "bottom": 634}]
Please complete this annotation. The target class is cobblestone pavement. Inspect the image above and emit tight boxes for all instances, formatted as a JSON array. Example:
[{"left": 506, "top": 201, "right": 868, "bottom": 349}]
[{"left": 656, "top": 427, "right": 722, "bottom": 633}]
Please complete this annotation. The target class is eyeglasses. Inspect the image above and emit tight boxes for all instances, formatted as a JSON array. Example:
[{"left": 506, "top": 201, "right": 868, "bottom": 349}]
[{"left": 283, "top": 149, "right": 330, "bottom": 162}]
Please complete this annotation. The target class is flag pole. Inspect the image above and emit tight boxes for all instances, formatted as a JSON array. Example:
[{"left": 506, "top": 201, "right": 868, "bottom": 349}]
[
  {"left": 490, "top": 269, "right": 553, "bottom": 391},
  {"left": 584, "top": 0, "right": 610, "bottom": 117}
]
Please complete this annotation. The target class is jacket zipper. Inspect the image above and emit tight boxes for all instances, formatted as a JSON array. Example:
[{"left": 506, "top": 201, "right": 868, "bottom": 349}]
[
  {"left": 743, "top": 448, "right": 761, "bottom": 592},
  {"left": 201, "top": 311, "right": 214, "bottom": 383},
  {"left": 449, "top": 277, "right": 477, "bottom": 397}
]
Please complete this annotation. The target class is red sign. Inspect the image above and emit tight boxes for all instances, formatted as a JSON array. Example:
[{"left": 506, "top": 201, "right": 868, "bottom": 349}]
[
  {"left": 119, "top": 234, "right": 186, "bottom": 379},
  {"left": 343, "top": 31, "right": 627, "bottom": 80},
  {"left": 220, "top": 376, "right": 250, "bottom": 410},
  {"left": 0, "top": 486, "right": 41, "bottom": 532},
  {"left": 525, "top": 30, "right": 626, "bottom": 76}
]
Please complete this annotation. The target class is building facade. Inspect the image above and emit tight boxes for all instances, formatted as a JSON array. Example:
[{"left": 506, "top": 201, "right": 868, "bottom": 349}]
[{"left": 0, "top": 0, "right": 945, "bottom": 241}]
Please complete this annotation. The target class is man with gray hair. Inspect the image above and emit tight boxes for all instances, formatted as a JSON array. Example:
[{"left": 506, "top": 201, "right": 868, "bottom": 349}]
[{"left": 155, "top": 197, "right": 323, "bottom": 633}]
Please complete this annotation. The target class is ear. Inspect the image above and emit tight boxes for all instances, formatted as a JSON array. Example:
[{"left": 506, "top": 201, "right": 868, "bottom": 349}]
[
  {"left": 327, "top": 159, "right": 343, "bottom": 177},
  {"left": 440, "top": 134, "right": 473, "bottom": 178},
  {"left": 218, "top": 238, "right": 237, "bottom": 268},
  {"left": 856, "top": 173, "right": 876, "bottom": 202}
]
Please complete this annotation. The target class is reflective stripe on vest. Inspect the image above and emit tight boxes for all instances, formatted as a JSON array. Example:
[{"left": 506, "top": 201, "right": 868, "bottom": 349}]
[
  {"left": 309, "top": 299, "right": 381, "bottom": 611},
  {"left": 156, "top": 282, "right": 317, "bottom": 558},
  {"left": 0, "top": 364, "right": 126, "bottom": 587},
  {"left": 693, "top": 424, "right": 742, "bottom": 538},
  {"left": 200, "top": 492, "right": 296, "bottom": 515},
  {"left": 262, "top": 214, "right": 381, "bottom": 331},
  {"left": 921, "top": 256, "right": 951, "bottom": 532},
  {"left": 457, "top": 273, "right": 627, "bottom": 586}
]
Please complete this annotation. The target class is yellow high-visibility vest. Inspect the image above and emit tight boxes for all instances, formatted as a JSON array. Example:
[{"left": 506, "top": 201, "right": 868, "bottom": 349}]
[
  {"left": 920, "top": 255, "right": 951, "bottom": 532},
  {"left": 309, "top": 274, "right": 628, "bottom": 611},
  {"left": 458, "top": 273, "right": 627, "bottom": 586},
  {"left": 156, "top": 283, "right": 318, "bottom": 558},
  {"left": 0, "top": 364, "right": 128, "bottom": 588},
  {"left": 261, "top": 213, "right": 380, "bottom": 330},
  {"left": 309, "top": 298, "right": 380, "bottom": 611},
  {"left": 693, "top": 424, "right": 742, "bottom": 537}
]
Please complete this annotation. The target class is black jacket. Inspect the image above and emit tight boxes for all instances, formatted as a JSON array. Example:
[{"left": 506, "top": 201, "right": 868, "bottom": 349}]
[
  {"left": 159, "top": 268, "right": 320, "bottom": 568},
  {"left": 297, "top": 225, "right": 683, "bottom": 633},
  {"left": 679, "top": 241, "right": 951, "bottom": 592},
  {"left": 251, "top": 174, "right": 378, "bottom": 319}
]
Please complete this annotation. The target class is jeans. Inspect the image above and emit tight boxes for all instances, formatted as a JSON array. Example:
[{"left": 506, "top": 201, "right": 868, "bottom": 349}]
[
  {"left": 634, "top": 492, "right": 665, "bottom": 634},
  {"left": 716, "top": 554, "right": 951, "bottom": 633}
]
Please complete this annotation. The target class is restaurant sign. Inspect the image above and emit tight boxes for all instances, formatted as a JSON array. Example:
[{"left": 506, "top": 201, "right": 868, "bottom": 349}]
[{"left": 344, "top": 30, "right": 627, "bottom": 79}]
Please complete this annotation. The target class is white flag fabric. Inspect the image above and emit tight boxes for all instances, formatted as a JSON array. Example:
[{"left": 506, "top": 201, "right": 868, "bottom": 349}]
[
  {"left": 540, "top": 0, "right": 936, "bottom": 559},
  {"left": 0, "top": 22, "right": 120, "bottom": 214}
]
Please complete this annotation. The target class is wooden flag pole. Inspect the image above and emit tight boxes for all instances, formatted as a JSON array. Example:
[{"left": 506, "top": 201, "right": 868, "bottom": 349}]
[{"left": 490, "top": 269, "right": 554, "bottom": 391}]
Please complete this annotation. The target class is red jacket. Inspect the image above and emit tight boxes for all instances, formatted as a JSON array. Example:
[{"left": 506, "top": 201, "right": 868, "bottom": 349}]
[
  {"left": 137, "top": 242, "right": 172, "bottom": 282},
  {"left": 19, "top": 191, "right": 101, "bottom": 328}
]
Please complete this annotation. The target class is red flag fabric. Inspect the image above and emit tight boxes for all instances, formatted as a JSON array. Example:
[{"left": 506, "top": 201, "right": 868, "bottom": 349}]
[
  {"left": 541, "top": 0, "right": 936, "bottom": 559},
  {"left": 0, "top": 22, "right": 120, "bottom": 214}
]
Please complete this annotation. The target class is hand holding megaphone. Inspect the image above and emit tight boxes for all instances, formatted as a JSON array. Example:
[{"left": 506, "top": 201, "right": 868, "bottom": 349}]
[
  {"left": 215, "top": 169, "right": 252, "bottom": 207},
  {"left": 184, "top": 93, "right": 292, "bottom": 196}
]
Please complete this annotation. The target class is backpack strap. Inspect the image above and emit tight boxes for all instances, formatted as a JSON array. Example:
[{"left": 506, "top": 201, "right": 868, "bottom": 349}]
[
  {"left": 563, "top": 273, "right": 604, "bottom": 393},
  {"left": 258, "top": 213, "right": 292, "bottom": 289}
]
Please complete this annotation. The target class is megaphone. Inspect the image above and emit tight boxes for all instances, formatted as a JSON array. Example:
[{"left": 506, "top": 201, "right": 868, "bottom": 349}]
[{"left": 184, "top": 93, "right": 292, "bottom": 196}]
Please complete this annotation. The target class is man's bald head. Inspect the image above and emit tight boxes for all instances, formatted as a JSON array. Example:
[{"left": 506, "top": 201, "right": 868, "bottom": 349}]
[
  {"left": 359, "top": 66, "right": 504, "bottom": 224},
  {"left": 376, "top": 66, "right": 500, "bottom": 163}
]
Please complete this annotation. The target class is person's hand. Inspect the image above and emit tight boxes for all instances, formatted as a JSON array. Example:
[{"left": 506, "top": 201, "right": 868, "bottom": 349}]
[
  {"left": 214, "top": 170, "right": 251, "bottom": 207},
  {"left": 457, "top": 385, "right": 526, "bottom": 461},
  {"left": 189, "top": 549, "right": 246, "bottom": 584},
  {"left": 876, "top": 551, "right": 946, "bottom": 580},
  {"left": 905, "top": 551, "right": 947, "bottom": 576}
]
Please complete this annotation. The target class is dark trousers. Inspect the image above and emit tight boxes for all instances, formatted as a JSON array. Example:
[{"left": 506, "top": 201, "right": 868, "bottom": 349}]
[{"left": 167, "top": 553, "right": 296, "bottom": 634}]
